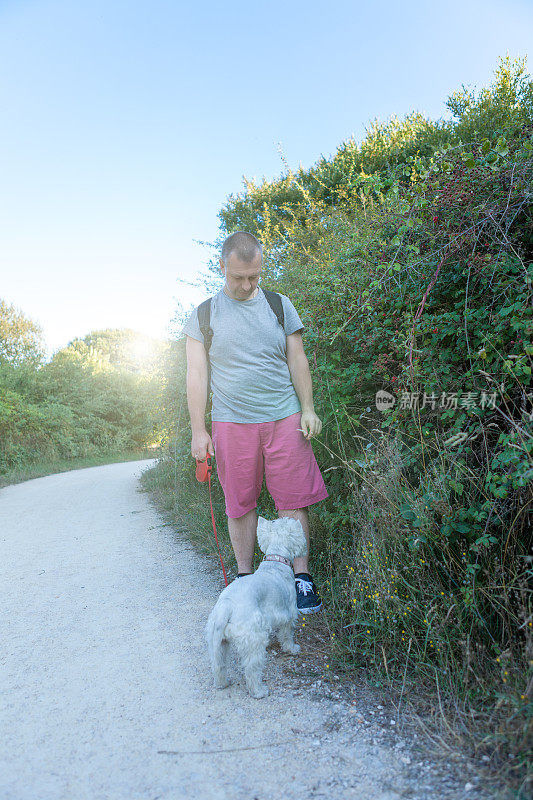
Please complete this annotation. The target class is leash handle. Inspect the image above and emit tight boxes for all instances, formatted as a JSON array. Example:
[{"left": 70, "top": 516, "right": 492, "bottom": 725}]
[
  {"left": 195, "top": 456, "right": 228, "bottom": 587},
  {"left": 195, "top": 455, "right": 212, "bottom": 482}
]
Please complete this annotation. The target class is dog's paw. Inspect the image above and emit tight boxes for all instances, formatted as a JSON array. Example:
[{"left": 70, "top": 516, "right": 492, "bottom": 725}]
[
  {"left": 214, "top": 678, "right": 231, "bottom": 689},
  {"left": 249, "top": 684, "right": 269, "bottom": 699},
  {"left": 282, "top": 643, "right": 301, "bottom": 655}
]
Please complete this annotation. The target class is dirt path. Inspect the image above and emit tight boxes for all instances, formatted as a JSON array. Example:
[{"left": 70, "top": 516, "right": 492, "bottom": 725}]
[{"left": 0, "top": 460, "right": 484, "bottom": 800}]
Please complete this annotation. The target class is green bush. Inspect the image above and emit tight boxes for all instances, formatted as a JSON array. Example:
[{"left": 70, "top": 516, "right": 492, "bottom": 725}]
[{"left": 0, "top": 326, "right": 167, "bottom": 476}]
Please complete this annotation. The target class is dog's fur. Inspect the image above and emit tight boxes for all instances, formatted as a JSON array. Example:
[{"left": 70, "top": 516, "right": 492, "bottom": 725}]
[{"left": 205, "top": 516, "right": 307, "bottom": 698}]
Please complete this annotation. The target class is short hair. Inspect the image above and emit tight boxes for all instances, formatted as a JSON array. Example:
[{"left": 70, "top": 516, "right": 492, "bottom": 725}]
[{"left": 221, "top": 231, "right": 262, "bottom": 265}]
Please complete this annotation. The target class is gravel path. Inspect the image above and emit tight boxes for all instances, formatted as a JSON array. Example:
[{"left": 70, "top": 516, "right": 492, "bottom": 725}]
[{"left": 0, "top": 460, "right": 484, "bottom": 800}]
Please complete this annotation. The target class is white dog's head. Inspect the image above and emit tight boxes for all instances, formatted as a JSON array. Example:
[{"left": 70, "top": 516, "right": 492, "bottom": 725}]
[{"left": 256, "top": 516, "right": 308, "bottom": 562}]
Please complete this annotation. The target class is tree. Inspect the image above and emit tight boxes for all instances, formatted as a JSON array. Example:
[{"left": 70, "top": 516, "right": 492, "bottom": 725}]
[
  {"left": 0, "top": 299, "right": 46, "bottom": 367},
  {"left": 65, "top": 328, "right": 168, "bottom": 375}
]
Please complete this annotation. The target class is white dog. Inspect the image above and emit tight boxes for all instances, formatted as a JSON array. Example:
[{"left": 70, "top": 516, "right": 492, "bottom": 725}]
[{"left": 205, "top": 516, "right": 307, "bottom": 698}]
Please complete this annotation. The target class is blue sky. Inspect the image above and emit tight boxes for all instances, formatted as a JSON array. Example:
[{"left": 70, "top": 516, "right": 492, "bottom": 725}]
[{"left": 0, "top": 0, "right": 531, "bottom": 359}]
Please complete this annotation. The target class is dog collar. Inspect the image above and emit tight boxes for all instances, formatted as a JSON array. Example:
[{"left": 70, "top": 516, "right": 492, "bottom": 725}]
[{"left": 263, "top": 554, "right": 293, "bottom": 569}]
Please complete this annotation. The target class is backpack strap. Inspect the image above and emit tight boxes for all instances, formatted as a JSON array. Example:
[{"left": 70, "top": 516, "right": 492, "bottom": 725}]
[
  {"left": 197, "top": 298, "right": 214, "bottom": 355},
  {"left": 262, "top": 290, "right": 285, "bottom": 329},
  {"left": 196, "top": 298, "right": 213, "bottom": 394}
]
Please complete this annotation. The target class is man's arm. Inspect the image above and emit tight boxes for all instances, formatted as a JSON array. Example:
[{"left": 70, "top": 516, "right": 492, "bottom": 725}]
[
  {"left": 185, "top": 336, "right": 214, "bottom": 459},
  {"left": 286, "top": 331, "right": 322, "bottom": 440}
]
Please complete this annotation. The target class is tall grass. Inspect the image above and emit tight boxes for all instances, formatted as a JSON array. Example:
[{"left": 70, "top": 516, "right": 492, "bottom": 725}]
[{"left": 309, "top": 412, "right": 531, "bottom": 796}]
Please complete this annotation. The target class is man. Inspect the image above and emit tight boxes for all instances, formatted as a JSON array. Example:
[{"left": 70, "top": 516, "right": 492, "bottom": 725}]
[{"left": 182, "top": 231, "right": 328, "bottom": 612}]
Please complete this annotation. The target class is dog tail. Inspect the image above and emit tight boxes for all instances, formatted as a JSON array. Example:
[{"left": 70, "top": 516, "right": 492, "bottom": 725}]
[{"left": 205, "top": 600, "right": 232, "bottom": 678}]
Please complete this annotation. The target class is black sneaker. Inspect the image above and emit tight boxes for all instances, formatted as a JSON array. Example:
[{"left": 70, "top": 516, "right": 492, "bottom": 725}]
[{"left": 294, "top": 573, "right": 322, "bottom": 614}]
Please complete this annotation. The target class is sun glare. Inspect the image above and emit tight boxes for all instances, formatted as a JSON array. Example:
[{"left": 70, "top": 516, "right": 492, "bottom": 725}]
[{"left": 128, "top": 337, "right": 156, "bottom": 366}]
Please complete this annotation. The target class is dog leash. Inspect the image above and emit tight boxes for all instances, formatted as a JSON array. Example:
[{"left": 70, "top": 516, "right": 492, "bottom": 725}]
[{"left": 195, "top": 455, "right": 228, "bottom": 587}]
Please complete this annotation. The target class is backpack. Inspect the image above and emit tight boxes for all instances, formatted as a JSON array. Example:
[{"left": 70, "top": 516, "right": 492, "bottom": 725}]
[{"left": 196, "top": 289, "right": 285, "bottom": 390}]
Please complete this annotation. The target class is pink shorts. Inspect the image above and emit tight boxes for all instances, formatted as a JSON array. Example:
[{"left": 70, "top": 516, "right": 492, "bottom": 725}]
[{"left": 211, "top": 413, "right": 329, "bottom": 518}]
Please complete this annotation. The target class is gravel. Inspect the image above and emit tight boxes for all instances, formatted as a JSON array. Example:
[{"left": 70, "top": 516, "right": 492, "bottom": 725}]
[{"left": 0, "top": 460, "right": 491, "bottom": 800}]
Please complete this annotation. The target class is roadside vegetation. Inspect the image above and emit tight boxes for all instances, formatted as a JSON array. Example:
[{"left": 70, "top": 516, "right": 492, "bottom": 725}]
[
  {"left": 0, "top": 449, "right": 159, "bottom": 489},
  {"left": 147, "top": 57, "right": 532, "bottom": 798},
  {"left": 0, "top": 306, "right": 166, "bottom": 481}
]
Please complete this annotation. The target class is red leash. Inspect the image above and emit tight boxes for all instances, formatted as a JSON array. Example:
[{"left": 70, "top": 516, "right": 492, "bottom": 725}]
[{"left": 195, "top": 456, "right": 228, "bottom": 587}]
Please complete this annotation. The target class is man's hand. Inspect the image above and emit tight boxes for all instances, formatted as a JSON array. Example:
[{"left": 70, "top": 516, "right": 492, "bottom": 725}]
[
  {"left": 300, "top": 410, "right": 322, "bottom": 440},
  {"left": 191, "top": 430, "right": 214, "bottom": 461}
]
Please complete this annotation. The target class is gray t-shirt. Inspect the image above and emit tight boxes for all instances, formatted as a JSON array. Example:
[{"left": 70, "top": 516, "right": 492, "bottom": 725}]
[{"left": 182, "top": 288, "right": 304, "bottom": 423}]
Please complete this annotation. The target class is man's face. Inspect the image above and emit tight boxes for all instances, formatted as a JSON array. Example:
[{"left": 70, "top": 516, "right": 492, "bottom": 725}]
[{"left": 220, "top": 251, "right": 262, "bottom": 301}]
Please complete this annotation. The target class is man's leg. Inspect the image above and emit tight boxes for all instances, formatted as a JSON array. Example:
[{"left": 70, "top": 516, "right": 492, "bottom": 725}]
[
  {"left": 279, "top": 505, "right": 322, "bottom": 613},
  {"left": 277, "top": 507, "right": 310, "bottom": 574},
  {"left": 264, "top": 412, "right": 328, "bottom": 575},
  {"left": 212, "top": 420, "right": 263, "bottom": 575},
  {"left": 227, "top": 509, "right": 258, "bottom": 574},
  {"left": 263, "top": 414, "right": 328, "bottom": 612}
]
